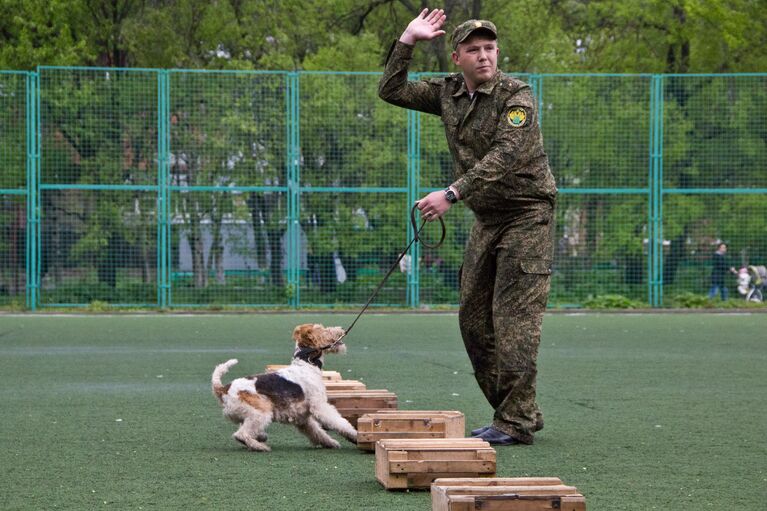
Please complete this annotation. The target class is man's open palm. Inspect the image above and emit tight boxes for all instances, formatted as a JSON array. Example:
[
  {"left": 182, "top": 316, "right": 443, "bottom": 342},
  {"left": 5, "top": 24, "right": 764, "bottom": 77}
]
[{"left": 401, "top": 8, "right": 447, "bottom": 44}]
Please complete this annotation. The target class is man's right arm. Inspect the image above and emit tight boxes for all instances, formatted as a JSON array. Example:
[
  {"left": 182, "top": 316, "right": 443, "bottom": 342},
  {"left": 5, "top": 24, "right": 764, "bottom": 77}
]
[
  {"left": 377, "top": 41, "right": 441, "bottom": 115},
  {"left": 377, "top": 8, "right": 446, "bottom": 115}
]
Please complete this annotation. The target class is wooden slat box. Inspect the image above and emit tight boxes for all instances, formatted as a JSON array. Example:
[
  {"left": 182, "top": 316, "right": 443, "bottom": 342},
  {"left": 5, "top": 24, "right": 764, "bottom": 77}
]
[
  {"left": 324, "top": 380, "right": 367, "bottom": 391},
  {"left": 375, "top": 438, "right": 496, "bottom": 490},
  {"left": 326, "top": 390, "right": 397, "bottom": 427},
  {"left": 265, "top": 365, "right": 342, "bottom": 381},
  {"left": 357, "top": 410, "right": 465, "bottom": 451},
  {"left": 431, "top": 478, "right": 586, "bottom": 511}
]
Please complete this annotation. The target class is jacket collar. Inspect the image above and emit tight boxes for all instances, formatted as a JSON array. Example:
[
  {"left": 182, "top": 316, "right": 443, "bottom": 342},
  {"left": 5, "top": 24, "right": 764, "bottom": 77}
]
[{"left": 452, "top": 71, "right": 502, "bottom": 98}]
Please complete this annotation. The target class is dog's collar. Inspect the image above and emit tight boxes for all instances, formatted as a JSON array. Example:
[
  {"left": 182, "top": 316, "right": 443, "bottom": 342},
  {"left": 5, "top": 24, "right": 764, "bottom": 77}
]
[{"left": 293, "top": 346, "right": 323, "bottom": 369}]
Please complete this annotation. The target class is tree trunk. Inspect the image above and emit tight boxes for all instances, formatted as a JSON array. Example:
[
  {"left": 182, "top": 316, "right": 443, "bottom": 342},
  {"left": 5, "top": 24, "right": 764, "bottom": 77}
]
[
  {"left": 267, "top": 228, "right": 284, "bottom": 287},
  {"left": 191, "top": 222, "right": 207, "bottom": 288},
  {"left": 247, "top": 192, "right": 284, "bottom": 287},
  {"left": 663, "top": 232, "right": 687, "bottom": 285},
  {"left": 208, "top": 213, "right": 226, "bottom": 285},
  {"left": 96, "top": 232, "right": 117, "bottom": 288},
  {"left": 666, "top": 5, "right": 689, "bottom": 73}
]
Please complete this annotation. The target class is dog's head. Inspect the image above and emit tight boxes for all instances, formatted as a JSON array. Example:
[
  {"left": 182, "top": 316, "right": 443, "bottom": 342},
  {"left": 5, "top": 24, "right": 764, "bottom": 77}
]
[{"left": 292, "top": 323, "right": 347, "bottom": 355}]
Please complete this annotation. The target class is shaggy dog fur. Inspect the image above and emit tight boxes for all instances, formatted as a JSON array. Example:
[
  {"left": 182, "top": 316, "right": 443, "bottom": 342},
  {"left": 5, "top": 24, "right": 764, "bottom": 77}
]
[{"left": 211, "top": 323, "right": 357, "bottom": 451}]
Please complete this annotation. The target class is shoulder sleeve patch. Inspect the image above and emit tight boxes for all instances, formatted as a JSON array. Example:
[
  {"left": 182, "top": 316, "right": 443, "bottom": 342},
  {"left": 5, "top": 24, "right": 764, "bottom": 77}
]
[{"left": 506, "top": 106, "right": 528, "bottom": 128}]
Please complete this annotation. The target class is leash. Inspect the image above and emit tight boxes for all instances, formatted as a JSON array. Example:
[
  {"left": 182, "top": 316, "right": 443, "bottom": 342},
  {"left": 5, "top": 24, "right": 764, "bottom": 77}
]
[{"left": 320, "top": 203, "right": 446, "bottom": 351}]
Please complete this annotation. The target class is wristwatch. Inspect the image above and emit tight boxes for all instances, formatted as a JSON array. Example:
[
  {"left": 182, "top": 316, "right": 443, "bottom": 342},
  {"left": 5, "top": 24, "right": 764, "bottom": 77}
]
[{"left": 444, "top": 187, "right": 458, "bottom": 204}]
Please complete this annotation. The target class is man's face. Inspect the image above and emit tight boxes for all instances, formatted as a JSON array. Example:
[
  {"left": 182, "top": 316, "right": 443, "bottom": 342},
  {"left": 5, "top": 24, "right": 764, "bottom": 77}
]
[{"left": 452, "top": 33, "right": 499, "bottom": 90}]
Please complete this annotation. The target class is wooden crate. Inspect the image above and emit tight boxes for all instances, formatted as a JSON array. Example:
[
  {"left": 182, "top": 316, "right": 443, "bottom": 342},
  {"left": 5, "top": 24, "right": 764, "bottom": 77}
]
[
  {"left": 431, "top": 478, "right": 586, "bottom": 511},
  {"left": 357, "top": 410, "right": 465, "bottom": 451},
  {"left": 326, "top": 390, "right": 397, "bottom": 427},
  {"left": 375, "top": 438, "right": 496, "bottom": 490},
  {"left": 324, "top": 380, "right": 367, "bottom": 391},
  {"left": 264, "top": 365, "right": 342, "bottom": 381}
]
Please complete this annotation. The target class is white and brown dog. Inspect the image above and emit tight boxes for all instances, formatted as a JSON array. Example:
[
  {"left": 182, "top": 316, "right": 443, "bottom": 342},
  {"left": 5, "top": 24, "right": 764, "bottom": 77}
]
[{"left": 211, "top": 323, "right": 357, "bottom": 452}]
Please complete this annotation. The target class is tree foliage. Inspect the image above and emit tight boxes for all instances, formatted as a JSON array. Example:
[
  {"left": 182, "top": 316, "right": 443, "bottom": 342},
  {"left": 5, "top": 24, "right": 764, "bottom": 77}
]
[
  {"left": 1, "top": 1, "right": 765, "bottom": 305},
  {"left": 2, "top": 0, "right": 765, "bottom": 73}
]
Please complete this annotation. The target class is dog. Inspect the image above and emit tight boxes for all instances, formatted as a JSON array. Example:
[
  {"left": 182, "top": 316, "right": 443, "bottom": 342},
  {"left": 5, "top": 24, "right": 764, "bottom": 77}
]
[{"left": 211, "top": 323, "right": 357, "bottom": 451}]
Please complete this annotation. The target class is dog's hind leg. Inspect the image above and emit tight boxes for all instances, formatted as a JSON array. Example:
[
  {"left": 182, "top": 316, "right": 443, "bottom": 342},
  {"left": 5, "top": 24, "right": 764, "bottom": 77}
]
[
  {"left": 234, "top": 413, "right": 271, "bottom": 452},
  {"left": 312, "top": 403, "right": 357, "bottom": 444},
  {"left": 296, "top": 417, "right": 341, "bottom": 448}
]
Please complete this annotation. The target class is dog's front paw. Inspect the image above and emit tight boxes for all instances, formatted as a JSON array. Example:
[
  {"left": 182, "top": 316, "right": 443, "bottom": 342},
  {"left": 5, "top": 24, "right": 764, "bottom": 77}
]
[{"left": 322, "top": 439, "right": 341, "bottom": 449}]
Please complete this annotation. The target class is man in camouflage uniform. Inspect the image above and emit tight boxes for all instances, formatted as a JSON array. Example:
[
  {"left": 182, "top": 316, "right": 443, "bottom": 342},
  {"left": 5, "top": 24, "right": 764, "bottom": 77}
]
[{"left": 378, "top": 9, "right": 557, "bottom": 445}]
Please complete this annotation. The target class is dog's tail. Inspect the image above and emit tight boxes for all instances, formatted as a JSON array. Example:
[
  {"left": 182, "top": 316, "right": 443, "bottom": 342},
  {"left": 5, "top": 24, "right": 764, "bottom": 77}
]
[{"left": 211, "top": 358, "right": 238, "bottom": 404}]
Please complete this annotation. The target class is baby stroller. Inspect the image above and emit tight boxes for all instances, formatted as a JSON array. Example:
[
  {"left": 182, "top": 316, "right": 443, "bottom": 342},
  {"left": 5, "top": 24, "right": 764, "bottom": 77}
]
[{"left": 738, "top": 265, "right": 766, "bottom": 302}]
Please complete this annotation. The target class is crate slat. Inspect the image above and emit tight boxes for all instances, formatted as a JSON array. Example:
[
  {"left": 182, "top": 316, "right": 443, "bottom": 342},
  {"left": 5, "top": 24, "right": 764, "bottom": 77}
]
[
  {"left": 431, "top": 477, "right": 585, "bottom": 511},
  {"left": 326, "top": 390, "right": 398, "bottom": 427},
  {"left": 391, "top": 460, "right": 496, "bottom": 474},
  {"left": 357, "top": 410, "right": 465, "bottom": 451},
  {"left": 323, "top": 380, "right": 367, "bottom": 391},
  {"left": 376, "top": 438, "right": 496, "bottom": 490},
  {"left": 265, "top": 365, "right": 342, "bottom": 381}
]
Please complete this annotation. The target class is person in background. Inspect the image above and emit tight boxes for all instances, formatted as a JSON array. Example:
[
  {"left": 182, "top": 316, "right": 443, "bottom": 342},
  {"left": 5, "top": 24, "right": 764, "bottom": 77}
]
[{"left": 708, "top": 242, "right": 736, "bottom": 300}]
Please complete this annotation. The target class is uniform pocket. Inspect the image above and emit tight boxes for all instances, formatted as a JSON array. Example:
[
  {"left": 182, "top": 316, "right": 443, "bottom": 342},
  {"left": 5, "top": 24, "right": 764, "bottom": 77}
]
[
  {"left": 471, "top": 117, "right": 497, "bottom": 135},
  {"left": 520, "top": 258, "right": 552, "bottom": 275},
  {"left": 444, "top": 120, "right": 459, "bottom": 135}
]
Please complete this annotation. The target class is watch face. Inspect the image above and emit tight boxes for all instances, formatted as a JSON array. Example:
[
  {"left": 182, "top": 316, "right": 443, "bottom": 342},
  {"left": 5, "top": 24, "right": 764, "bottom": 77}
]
[{"left": 445, "top": 189, "right": 457, "bottom": 203}]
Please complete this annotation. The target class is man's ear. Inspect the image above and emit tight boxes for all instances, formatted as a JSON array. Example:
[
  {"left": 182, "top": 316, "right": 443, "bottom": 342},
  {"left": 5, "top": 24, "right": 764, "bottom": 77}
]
[{"left": 451, "top": 50, "right": 460, "bottom": 66}]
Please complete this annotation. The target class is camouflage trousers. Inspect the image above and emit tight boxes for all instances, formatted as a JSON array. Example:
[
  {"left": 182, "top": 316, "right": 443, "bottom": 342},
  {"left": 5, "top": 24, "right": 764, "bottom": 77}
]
[{"left": 458, "top": 206, "right": 554, "bottom": 444}]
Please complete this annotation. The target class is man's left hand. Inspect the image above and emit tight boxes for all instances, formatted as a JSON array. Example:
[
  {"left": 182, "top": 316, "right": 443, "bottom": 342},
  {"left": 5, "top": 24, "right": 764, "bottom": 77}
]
[{"left": 416, "top": 190, "right": 451, "bottom": 221}]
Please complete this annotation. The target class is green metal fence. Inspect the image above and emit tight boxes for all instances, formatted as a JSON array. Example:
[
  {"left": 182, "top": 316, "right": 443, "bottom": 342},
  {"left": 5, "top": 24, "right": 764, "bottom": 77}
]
[
  {"left": 2, "top": 67, "right": 765, "bottom": 309},
  {"left": 0, "top": 71, "right": 31, "bottom": 307}
]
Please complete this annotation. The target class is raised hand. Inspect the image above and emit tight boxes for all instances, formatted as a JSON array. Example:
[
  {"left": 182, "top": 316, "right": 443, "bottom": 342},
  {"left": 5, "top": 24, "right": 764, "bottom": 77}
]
[{"left": 399, "top": 8, "right": 447, "bottom": 45}]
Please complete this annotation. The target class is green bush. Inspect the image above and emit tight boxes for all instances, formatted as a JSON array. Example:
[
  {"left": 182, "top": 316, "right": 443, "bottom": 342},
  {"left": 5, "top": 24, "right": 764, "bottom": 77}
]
[
  {"left": 665, "top": 292, "right": 767, "bottom": 309},
  {"left": 87, "top": 300, "right": 111, "bottom": 312},
  {"left": 666, "top": 292, "right": 714, "bottom": 308},
  {"left": 583, "top": 294, "right": 645, "bottom": 309}
]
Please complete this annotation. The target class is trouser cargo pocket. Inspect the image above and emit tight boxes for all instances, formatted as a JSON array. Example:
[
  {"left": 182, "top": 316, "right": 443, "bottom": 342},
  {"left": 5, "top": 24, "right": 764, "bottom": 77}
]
[{"left": 520, "top": 258, "right": 552, "bottom": 275}]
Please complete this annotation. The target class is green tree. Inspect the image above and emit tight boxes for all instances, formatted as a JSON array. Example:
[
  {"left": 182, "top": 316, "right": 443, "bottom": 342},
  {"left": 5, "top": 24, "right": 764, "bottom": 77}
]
[
  {"left": 0, "top": 0, "right": 91, "bottom": 68},
  {"left": 553, "top": 0, "right": 767, "bottom": 73}
]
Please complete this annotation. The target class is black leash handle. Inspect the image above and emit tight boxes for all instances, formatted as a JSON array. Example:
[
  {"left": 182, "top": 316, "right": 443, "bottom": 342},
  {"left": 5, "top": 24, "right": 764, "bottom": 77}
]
[
  {"left": 323, "top": 204, "right": 445, "bottom": 350},
  {"left": 410, "top": 201, "right": 447, "bottom": 249}
]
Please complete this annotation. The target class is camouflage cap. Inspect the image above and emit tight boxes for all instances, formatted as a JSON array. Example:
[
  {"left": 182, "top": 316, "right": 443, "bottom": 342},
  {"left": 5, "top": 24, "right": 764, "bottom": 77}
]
[{"left": 450, "top": 19, "right": 497, "bottom": 49}]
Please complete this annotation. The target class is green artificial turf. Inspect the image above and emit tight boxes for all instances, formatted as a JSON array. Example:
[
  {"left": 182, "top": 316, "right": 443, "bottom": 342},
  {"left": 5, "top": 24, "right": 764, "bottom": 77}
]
[{"left": 0, "top": 313, "right": 765, "bottom": 510}]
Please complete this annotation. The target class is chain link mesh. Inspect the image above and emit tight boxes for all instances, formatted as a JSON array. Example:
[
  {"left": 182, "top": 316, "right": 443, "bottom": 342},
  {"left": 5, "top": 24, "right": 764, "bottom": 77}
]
[
  {"left": 0, "top": 73, "right": 28, "bottom": 304},
  {"left": 5, "top": 69, "right": 765, "bottom": 308}
]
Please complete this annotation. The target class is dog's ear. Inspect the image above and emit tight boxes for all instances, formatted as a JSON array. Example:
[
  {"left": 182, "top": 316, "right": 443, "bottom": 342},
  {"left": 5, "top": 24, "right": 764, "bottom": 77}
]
[
  {"left": 293, "top": 323, "right": 322, "bottom": 347},
  {"left": 293, "top": 324, "right": 314, "bottom": 346}
]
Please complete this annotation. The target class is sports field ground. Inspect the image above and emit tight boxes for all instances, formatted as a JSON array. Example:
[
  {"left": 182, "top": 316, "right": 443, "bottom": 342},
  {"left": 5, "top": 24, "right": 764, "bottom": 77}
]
[{"left": 1, "top": 313, "right": 765, "bottom": 510}]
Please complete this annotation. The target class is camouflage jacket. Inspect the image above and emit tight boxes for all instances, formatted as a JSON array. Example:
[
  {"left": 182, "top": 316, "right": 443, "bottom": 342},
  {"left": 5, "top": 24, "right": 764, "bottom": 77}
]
[{"left": 378, "top": 41, "right": 557, "bottom": 224}]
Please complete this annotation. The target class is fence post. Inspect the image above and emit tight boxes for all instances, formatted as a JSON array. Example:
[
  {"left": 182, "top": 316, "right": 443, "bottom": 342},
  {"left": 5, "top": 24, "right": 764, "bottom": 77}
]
[
  {"left": 157, "top": 70, "right": 170, "bottom": 308},
  {"left": 26, "top": 71, "right": 39, "bottom": 310},
  {"left": 407, "top": 87, "right": 421, "bottom": 308},
  {"left": 529, "top": 74, "right": 542, "bottom": 124},
  {"left": 648, "top": 75, "right": 664, "bottom": 307},
  {"left": 286, "top": 72, "right": 301, "bottom": 308}
]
